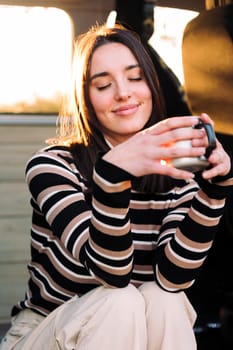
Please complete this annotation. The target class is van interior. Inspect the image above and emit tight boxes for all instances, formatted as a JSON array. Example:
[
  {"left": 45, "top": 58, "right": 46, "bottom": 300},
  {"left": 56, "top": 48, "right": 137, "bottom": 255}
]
[{"left": 0, "top": 1, "right": 232, "bottom": 349}]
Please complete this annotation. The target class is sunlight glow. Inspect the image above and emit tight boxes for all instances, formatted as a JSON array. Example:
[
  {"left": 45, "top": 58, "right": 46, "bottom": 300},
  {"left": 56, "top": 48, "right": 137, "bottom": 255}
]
[
  {"left": 106, "top": 10, "right": 117, "bottom": 28},
  {"left": 0, "top": 6, "right": 73, "bottom": 113},
  {"left": 149, "top": 7, "right": 199, "bottom": 83},
  {"left": 0, "top": 6, "right": 198, "bottom": 113}
]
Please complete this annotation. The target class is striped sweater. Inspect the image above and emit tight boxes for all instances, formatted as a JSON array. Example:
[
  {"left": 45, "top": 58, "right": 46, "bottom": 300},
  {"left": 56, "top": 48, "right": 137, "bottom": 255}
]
[{"left": 12, "top": 145, "right": 233, "bottom": 316}]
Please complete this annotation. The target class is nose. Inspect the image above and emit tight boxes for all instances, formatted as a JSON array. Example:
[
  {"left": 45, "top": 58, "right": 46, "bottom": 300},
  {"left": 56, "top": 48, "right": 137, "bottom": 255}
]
[{"left": 115, "top": 78, "right": 131, "bottom": 100}]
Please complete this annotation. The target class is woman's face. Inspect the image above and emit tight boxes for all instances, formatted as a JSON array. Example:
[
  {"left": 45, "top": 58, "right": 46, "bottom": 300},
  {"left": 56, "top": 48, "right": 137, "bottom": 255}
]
[{"left": 88, "top": 42, "right": 152, "bottom": 145}]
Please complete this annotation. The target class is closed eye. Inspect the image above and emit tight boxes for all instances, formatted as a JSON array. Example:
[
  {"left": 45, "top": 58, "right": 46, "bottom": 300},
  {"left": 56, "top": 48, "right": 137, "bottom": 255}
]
[
  {"left": 96, "top": 83, "right": 111, "bottom": 91},
  {"left": 129, "top": 77, "right": 142, "bottom": 81}
]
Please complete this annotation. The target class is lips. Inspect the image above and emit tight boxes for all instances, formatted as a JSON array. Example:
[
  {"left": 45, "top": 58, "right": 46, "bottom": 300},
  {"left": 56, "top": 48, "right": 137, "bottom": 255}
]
[{"left": 113, "top": 103, "right": 139, "bottom": 115}]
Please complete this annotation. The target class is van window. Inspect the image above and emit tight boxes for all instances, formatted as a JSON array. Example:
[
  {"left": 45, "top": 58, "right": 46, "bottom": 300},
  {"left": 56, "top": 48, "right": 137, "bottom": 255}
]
[
  {"left": 0, "top": 6, "right": 73, "bottom": 114},
  {"left": 149, "top": 7, "right": 199, "bottom": 83}
]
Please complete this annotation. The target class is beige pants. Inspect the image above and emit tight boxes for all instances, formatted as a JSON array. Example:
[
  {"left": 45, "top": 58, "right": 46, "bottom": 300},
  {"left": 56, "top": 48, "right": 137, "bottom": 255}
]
[{"left": 0, "top": 282, "right": 197, "bottom": 350}]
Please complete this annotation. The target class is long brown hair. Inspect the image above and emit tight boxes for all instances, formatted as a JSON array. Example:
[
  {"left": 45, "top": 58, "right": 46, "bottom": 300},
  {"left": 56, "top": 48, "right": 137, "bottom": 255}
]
[{"left": 48, "top": 23, "right": 175, "bottom": 193}]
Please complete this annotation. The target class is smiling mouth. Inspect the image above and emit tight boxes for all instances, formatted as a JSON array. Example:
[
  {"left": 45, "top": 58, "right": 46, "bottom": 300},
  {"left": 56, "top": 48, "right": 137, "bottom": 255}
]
[{"left": 113, "top": 104, "right": 139, "bottom": 115}]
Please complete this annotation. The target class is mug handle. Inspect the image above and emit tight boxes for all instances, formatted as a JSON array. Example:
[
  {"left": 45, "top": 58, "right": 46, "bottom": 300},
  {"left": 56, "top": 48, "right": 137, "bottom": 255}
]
[{"left": 194, "top": 119, "right": 217, "bottom": 158}]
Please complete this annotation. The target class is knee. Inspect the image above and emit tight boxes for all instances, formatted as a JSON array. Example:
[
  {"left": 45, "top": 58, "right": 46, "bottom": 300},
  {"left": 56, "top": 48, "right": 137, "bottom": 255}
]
[
  {"left": 139, "top": 282, "right": 196, "bottom": 323},
  {"left": 139, "top": 281, "right": 183, "bottom": 304},
  {"left": 105, "top": 284, "right": 145, "bottom": 316}
]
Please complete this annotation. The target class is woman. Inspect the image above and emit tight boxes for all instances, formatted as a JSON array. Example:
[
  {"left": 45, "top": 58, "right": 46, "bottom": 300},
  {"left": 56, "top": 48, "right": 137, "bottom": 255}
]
[{"left": 1, "top": 24, "right": 232, "bottom": 350}]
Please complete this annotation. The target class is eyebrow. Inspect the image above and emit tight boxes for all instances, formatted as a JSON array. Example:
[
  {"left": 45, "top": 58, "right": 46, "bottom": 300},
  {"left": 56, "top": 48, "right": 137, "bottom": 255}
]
[{"left": 89, "top": 64, "right": 140, "bottom": 82}]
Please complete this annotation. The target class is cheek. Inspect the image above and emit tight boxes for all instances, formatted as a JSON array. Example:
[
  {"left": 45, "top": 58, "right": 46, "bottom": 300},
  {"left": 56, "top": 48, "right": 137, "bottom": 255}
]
[
  {"left": 145, "top": 85, "right": 152, "bottom": 100},
  {"left": 89, "top": 92, "right": 111, "bottom": 115},
  {"left": 143, "top": 87, "right": 153, "bottom": 113}
]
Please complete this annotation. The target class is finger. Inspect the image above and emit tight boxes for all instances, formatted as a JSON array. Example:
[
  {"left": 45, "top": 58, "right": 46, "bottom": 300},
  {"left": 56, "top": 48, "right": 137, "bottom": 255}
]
[
  {"left": 159, "top": 145, "right": 206, "bottom": 160},
  {"left": 146, "top": 125, "right": 206, "bottom": 148},
  {"left": 147, "top": 116, "right": 200, "bottom": 136},
  {"left": 207, "top": 140, "right": 226, "bottom": 162},
  {"left": 192, "top": 135, "right": 210, "bottom": 147},
  {"left": 155, "top": 162, "right": 195, "bottom": 180},
  {"left": 208, "top": 149, "right": 223, "bottom": 164},
  {"left": 202, "top": 164, "right": 226, "bottom": 179},
  {"left": 199, "top": 113, "right": 214, "bottom": 126}
]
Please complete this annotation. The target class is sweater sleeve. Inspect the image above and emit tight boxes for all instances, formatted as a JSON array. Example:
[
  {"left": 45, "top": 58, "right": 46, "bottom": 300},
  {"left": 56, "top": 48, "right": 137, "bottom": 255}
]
[
  {"left": 82, "top": 157, "right": 135, "bottom": 287},
  {"left": 153, "top": 168, "right": 233, "bottom": 292},
  {"left": 26, "top": 149, "right": 134, "bottom": 288},
  {"left": 195, "top": 163, "right": 233, "bottom": 199}
]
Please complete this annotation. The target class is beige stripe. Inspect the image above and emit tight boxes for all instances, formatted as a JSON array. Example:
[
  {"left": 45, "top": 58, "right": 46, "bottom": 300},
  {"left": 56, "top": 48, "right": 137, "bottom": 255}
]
[
  {"left": 26, "top": 163, "right": 77, "bottom": 185},
  {"left": 131, "top": 223, "right": 160, "bottom": 232},
  {"left": 164, "top": 244, "right": 206, "bottom": 270},
  {"left": 32, "top": 223, "right": 53, "bottom": 237},
  {"left": 162, "top": 211, "right": 188, "bottom": 226},
  {"left": 130, "top": 200, "right": 166, "bottom": 210},
  {"left": 174, "top": 191, "right": 196, "bottom": 206},
  {"left": 46, "top": 192, "right": 84, "bottom": 224},
  {"left": 212, "top": 177, "right": 233, "bottom": 187},
  {"left": 93, "top": 169, "right": 131, "bottom": 193},
  {"left": 31, "top": 239, "right": 97, "bottom": 283},
  {"left": 37, "top": 184, "right": 80, "bottom": 208},
  {"left": 189, "top": 206, "right": 220, "bottom": 227},
  {"left": 197, "top": 190, "right": 225, "bottom": 207},
  {"left": 73, "top": 228, "right": 90, "bottom": 258},
  {"left": 176, "top": 227, "right": 213, "bottom": 251},
  {"left": 130, "top": 191, "right": 195, "bottom": 211},
  {"left": 133, "top": 264, "right": 154, "bottom": 273},
  {"left": 156, "top": 268, "right": 192, "bottom": 291},
  {"left": 91, "top": 216, "right": 130, "bottom": 236},
  {"left": 61, "top": 210, "right": 91, "bottom": 246},
  {"left": 93, "top": 197, "right": 127, "bottom": 218},
  {"left": 89, "top": 237, "right": 133, "bottom": 259},
  {"left": 86, "top": 250, "right": 133, "bottom": 276},
  {"left": 24, "top": 300, "right": 49, "bottom": 316},
  {"left": 133, "top": 241, "right": 157, "bottom": 251},
  {"left": 30, "top": 264, "right": 73, "bottom": 303}
]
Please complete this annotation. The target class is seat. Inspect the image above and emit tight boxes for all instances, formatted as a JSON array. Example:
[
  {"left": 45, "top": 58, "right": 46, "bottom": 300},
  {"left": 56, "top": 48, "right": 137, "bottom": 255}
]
[{"left": 182, "top": 3, "right": 233, "bottom": 348}]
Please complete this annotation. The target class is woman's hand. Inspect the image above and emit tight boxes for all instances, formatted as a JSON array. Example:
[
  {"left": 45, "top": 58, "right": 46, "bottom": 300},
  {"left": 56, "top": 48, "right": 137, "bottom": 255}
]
[
  {"left": 202, "top": 139, "right": 231, "bottom": 180},
  {"left": 103, "top": 115, "right": 209, "bottom": 180},
  {"left": 193, "top": 113, "right": 231, "bottom": 180}
]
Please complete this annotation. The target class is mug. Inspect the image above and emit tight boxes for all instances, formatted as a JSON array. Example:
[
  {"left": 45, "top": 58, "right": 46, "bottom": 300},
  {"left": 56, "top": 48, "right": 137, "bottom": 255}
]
[{"left": 171, "top": 119, "right": 216, "bottom": 172}]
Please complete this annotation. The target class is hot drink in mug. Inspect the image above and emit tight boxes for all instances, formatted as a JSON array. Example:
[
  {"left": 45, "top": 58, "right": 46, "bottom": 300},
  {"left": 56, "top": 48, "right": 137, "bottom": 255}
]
[{"left": 171, "top": 119, "right": 217, "bottom": 172}]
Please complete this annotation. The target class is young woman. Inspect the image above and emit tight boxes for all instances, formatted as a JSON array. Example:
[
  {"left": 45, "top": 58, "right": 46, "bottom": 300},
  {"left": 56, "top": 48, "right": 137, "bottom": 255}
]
[{"left": 1, "top": 24, "right": 232, "bottom": 350}]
